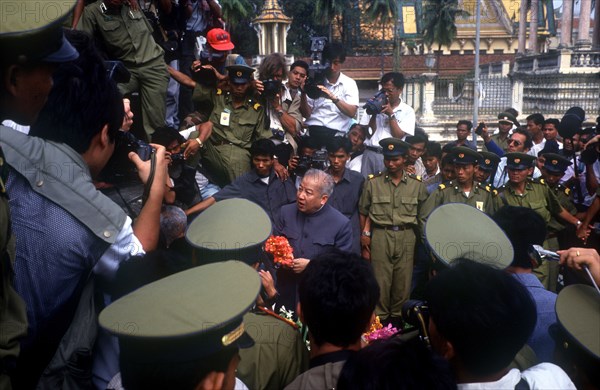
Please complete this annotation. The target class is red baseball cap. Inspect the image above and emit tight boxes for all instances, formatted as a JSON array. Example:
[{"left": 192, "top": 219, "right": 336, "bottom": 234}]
[{"left": 206, "top": 28, "right": 234, "bottom": 51}]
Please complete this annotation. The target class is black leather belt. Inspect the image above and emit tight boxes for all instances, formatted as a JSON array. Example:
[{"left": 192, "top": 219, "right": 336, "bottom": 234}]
[{"left": 373, "top": 224, "right": 412, "bottom": 231}]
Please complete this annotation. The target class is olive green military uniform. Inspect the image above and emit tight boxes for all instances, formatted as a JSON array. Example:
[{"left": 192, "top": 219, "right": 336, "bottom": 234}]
[
  {"left": 359, "top": 171, "right": 428, "bottom": 319},
  {"left": 499, "top": 178, "right": 564, "bottom": 289},
  {"left": 78, "top": 0, "right": 169, "bottom": 137},
  {"left": 484, "top": 133, "right": 509, "bottom": 152},
  {"left": 0, "top": 149, "right": 28, "bottom": 389},
  {"left": 192, "top": 85, "right": 268, "bottom": 186},
  {"left": 420, "top": 181, "right": 501, "bottom": 223},
  {"left": 237, "top": 309, "right": 309, "bottom": 390}
]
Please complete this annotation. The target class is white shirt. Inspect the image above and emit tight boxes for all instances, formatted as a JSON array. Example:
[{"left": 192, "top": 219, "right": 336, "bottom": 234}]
[
  {"left": 528, "top": 138, "right": 546, "bottom": 157},
  {"left": 560, "top": 155, "right": 597, "bottom": 207},
  {"left": 359, "top": 98, "right": 416, "bottom": 145},
  {"left": 457, "top": 363, "right": 575, "bottom": 390},
  {"left": 305, "top": 72, "right": 359, "bottom": 133}
]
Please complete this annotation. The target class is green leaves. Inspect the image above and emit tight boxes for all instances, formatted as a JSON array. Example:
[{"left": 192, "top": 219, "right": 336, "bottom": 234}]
[{"left": 422, "top": 0, "right": 470, "bottom": 50}]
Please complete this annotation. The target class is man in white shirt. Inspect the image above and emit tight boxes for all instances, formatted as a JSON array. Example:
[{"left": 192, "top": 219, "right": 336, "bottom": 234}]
[
  {"left": 300, "top": 42, "right": 359, "bottom": 147},
  {"left": 360, "top": 72, "right": 416, "bottom": 145}
]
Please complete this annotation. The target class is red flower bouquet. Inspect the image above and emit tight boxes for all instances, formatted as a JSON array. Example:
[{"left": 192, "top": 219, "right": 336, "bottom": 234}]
[{"left": 264, "top": 235, "right": 294, "bottom": 268}]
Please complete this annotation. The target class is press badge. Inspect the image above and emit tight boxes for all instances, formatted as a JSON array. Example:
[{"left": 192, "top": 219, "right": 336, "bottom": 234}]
[
  {"left": 220, "top": 109, "right": 231, "bottom": 127},
  {"left": 476, "top": 201, "right": 484, "bottom": 211}
]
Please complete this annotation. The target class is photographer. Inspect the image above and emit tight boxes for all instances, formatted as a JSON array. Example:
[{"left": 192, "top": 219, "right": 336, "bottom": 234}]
[
  {"left": 2, "top": 31, "right": 168, "bottom": 387},
  {"left": 359, "top": 72, "right": 416, "bottom": 146},
  {"left": 301, "top": 42, "right": 359, "bottom": 147},
  {"left": 257, "top": 54, "right": 304, "bottom": 163}
]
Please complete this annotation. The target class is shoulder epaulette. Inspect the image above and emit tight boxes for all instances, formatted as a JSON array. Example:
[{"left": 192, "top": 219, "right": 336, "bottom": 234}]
[
  {"left": 257, "top": 306, "right": 299, "bottom": 329},
  {"left": 483, "top": 184, "right": 492, "bottom": 193},
  {"left": 557, "top": 184, "right": 571, "bottom": 196},
  {"left": 438, "top": 183, "right": 446, "bottom": 190},
  {"left": 253, "top": 102, "right": 261, "bottom": 111},
  {"left": 493, "top": 189, "right": 499, "bottom": 196},
  {"left": 216, "top": 88, "right": 223, "bottom": 95},
  {"left": 529, "top": 177, "right": 545, "bottom": 185},
  {"left": 409, "top": 174, "right": 422, "bottom": 181},
  {"left": 368, "top": 172, "right": 382, "bottom": 180}
]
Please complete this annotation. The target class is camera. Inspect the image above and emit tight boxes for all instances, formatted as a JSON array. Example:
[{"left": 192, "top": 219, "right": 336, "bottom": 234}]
[
  {"left": 117, "top": 131, "right": 155, "bottom": 162},
  {"left": 304, "top": 37, "right": 331, "bottom": 99},
  {"left": 475, "top": 122, "right": 485, "bottom": 136},
  {"left": 295, "top": 149, "right": 329, "bottom": 176},
  {"left": 261, "top": 79, "right": 282, "bottom": 99},
  {"left": 363, "top": 90, "right": 387, "bottom": 115},
  {"left": 170, "top": 152, "right": 185, "bottom": 162}
]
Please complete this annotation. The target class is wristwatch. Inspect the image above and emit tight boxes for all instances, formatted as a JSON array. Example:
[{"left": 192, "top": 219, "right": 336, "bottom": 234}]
[
  {"left": 332, "top": 97, "right": 340, "bottom": 104},
  {"left": 575, "top": 220, "right": 582, "bottom": 227},
  {"left": 388, "top": 113, "right": 396, "bottom": 120},
  {"left": 361, "top": 231, "right": 371, "bottom": 237}
]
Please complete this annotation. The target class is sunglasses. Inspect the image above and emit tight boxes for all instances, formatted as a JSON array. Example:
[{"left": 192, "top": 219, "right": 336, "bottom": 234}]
[{"left": 508, "top": 139, "right": 522, "bottom": 146}]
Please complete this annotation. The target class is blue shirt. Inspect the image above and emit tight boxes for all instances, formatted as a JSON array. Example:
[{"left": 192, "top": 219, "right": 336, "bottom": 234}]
[
  {"left": 512, "top": 273, "right": 557, "bottom": 363},
  {"left": 213, "top": 169, "right": 296, "bottom": 224},
  {"left": 327, "top": 168, "right": 364, "bottom": 254}
]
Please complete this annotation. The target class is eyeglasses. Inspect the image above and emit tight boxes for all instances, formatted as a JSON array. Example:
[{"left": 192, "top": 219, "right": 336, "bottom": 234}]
[{"left": 508, "top": 139, "right": 522, "bottom": 146}]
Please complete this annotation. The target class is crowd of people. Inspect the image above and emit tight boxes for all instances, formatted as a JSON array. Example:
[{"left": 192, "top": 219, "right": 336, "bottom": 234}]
[{"left": 1, "top": 1, "right": 599, "bottom": 390}]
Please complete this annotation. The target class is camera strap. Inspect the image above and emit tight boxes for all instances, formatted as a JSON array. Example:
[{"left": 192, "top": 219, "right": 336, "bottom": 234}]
[{"left": 141, "top": 148, "right": 157, "bottom": 205}]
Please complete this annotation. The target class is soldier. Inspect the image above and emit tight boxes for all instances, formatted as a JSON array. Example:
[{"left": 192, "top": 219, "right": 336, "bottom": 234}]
[
  {"left": 358, "top": 138, "right": 428, "bottom": 327},
  {"left": 482, "top": 111, "right": 520, "bottom": 153},
  {"left": 191, "top": 64, "right": 271, "bottom": 186},
  {"left": 99, "top": 261, "right": 261, "bottom": 390},
  {"left": 0, "top": 2, "right": 80, "bottom": 388},
  {"left": 420, "top": 147, "right": 500, "bottom": 227},
  {"left": 498, "top": 152, "right": 586, "bottom": 289},
  {"left": 474, "top": 151, "right": 501, "bottom": 185},
  {"left": 77, "top": 0, "right": 170, "bottom": 138}
]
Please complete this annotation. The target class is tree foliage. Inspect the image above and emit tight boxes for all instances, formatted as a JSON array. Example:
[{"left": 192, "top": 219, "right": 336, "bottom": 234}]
[{"left": 422, "top": 0, "right": 469, "bottom": 51}]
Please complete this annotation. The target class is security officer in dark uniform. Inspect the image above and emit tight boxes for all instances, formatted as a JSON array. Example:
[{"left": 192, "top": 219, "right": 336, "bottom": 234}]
[
  {"left": 1, "top": 2, "right": 80, "bottom": 388},
  {"left": 192, "top": 64, "right": 270, "bottom": 186},
  {"left": 420, "top": 147, "right": 500, "bottom": 226},
  {"left": 359, "top": 138, "right": 428, "bottom": 326},
  {"left": 498, "top": 152, "right": 583, "bottom": 290}
]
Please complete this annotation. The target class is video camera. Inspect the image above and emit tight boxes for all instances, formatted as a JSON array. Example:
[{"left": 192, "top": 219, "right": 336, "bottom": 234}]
[
  {"left": 191, "top": 36, "right": 224, "bottom": 86},
  {"left": 295, "top": 149, "right": 329, "bottom": 176},
  {"left": 261, "top": 79, "right": 282, "bottom": 99},
  {"left": 304, "top": 37, "right": 331, "bottom": 99},
  {"left": 363, "top": 90, "right": 387, "bottom": 116}
]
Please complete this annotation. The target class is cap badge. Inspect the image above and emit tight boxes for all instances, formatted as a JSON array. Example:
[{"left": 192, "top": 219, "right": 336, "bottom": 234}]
[
  {"left": 458, "top": 153, "right": 464, "bottom": 158},
  {"left": 236, "top": 71, "right": 242, "bottom": 77},
  {"left": 514, "top": 158, "right": 521, "bottom": 164},
  {"left": 485, "top": 159, "right": 491, "bottom": 164},
  {"left": 552, "top": 160, "right": 558, "bottom": 165},
  {"left": 388, "top": 144, "right": 394, "bottom": 151}
]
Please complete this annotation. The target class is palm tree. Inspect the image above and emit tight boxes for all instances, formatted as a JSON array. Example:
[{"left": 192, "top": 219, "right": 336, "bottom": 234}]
[
  {"left": 221, "top": 0, "right": 253, "bottom": 31},
  {"left": 364, "top": 0, "right": 398, "bottom": 75},
  {"left": 313, "top": 0, "right": 351, "bottom": 41},
  {"left": 422, "top": 0, "right": 469, "bottom": 69}
]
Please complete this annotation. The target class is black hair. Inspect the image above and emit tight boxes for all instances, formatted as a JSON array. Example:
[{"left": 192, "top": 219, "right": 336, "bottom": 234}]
[
  {"left": 120, "top": 345, "right": 237, "bottom": 390},
  {"left": 152, "top": 126, "right": 185, "bottom": 147},
  {"left": 440, "top": 154, "right": 454, "bottom": 167},
  {"left": 298, "top": 136, "right": 320, "bottom": 151},
  {"left": 289, "top": 60, "right": 309, "bottom": 74},
  {"left": 414, "top": 127, "right": 429, "bottom": 140},
  {"left": 326, "top": 137, "right": 352, "bottom": 154},
  {"left": 380, "top": 72, "right": 405, "bottom": 90},
  {"left": 425, "top": 141, "right": 442, "bottom": 159},
  {"left": 544, "top": 118, "right": 560, "bottom": 128},
  {"left": 526, "top": 113, "right": 545, "bottom": 126},
  {"left": 492, "top": 206, "right": 547, "bottom": 269},
  {"left": 406, "top": 134, "right": 427, "bottom": 146},
  {"left": 441, "top": 143, "right": 455, "bottom": 154},
  {"left": 457, "top": 120, "right": 473, "bottom": 131},
  {"left": 349, "top": 123, "right": 369, "bottom": 138},
  {"left": 337, "top": 337, "right": 456, "bottom": 390},
  {"left": 322, "top": 42, "right": 346, "bottom": 63},
  {"left": 503, "top": 107, "right": 519, "bottom": 118},
  {"left": 511, "top": 128, "right": 534, "bottom": 150},
  {"left": 29, "top": 30, "right": 123, "bottom": 153},
  {"left": 298, "top": 250, "right": 379, "bottom": 347},
  {"left": 425, "top": 259, "right": 537, "bottom": 378},
  {"left": 250, "top": 138, "right": 276, "bottom": 157}
]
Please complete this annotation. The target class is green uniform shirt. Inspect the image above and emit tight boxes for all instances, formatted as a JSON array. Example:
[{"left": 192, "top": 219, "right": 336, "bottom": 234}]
[
  {"left": 499, "top": 178, "right": 563, "bottom": 224},
  {"left": 193, "top": 86, "right": 269, "bottom": 148},
  {"left": 484, "top": 133, "right": 509, "bottom": 152},
  {"left": 78, "top": 1, "right": 163, "bottom": 65},
  {"left": 419, "top": 180, "right": 500, "bottom": 225},
  {"left": 547, "top": 184, "right": 576, "bottom": 233},
  {"left": 359, "top": 171, "right": 429, "bottom": 236}
]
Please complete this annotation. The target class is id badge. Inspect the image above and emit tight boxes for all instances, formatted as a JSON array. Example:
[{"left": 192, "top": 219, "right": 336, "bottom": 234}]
[
  {"left": 476, "top": 201, "right": 484, "bottom": 211},
  {"left": 220, "top": 111, "right": 230, "bottom": 127}
]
